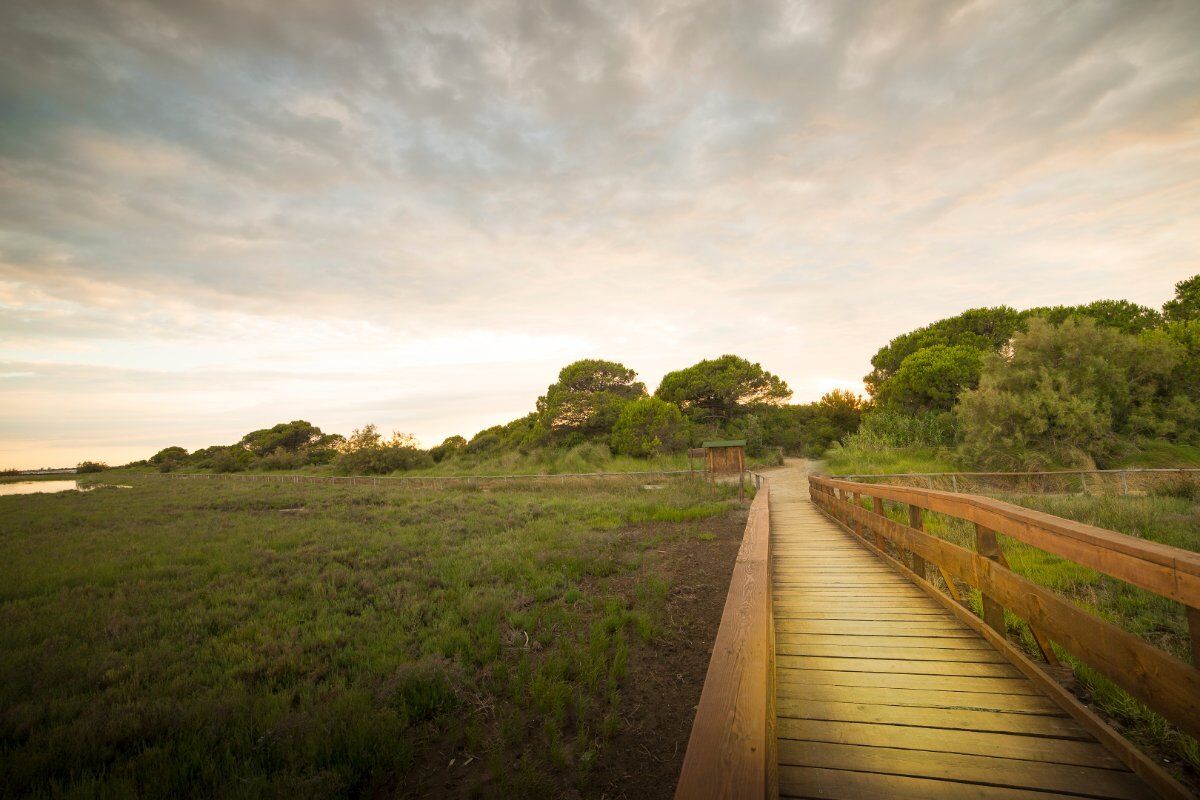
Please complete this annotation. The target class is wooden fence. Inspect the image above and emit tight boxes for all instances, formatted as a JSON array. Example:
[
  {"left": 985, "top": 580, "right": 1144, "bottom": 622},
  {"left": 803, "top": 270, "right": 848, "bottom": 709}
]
[
  {"left": 675, "top": 478, "right": 776, "bottom": 799},
  {"left": 148, "top": 470, "right": 695, "bottom": 488},
  {"left": 809, "top": 474, "right": 1200, "bottom": 798},
  {"left": 835, "top": 467, "right": 1200, "bottom": 496}
]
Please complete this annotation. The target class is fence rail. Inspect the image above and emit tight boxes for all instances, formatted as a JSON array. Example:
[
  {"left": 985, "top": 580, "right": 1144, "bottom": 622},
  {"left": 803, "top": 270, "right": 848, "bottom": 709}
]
[
  {"left": 145, "top": 469, "right": 695, "bottom": 486},
  {"left": 808, "top": 474, "right": 1200, "bottom": 797},
  {"left": 676, "top": 478, "right": 775, "bottom": 799},
  {"left": 834, "top": 467, "right": 1200, "bottom": 496}
]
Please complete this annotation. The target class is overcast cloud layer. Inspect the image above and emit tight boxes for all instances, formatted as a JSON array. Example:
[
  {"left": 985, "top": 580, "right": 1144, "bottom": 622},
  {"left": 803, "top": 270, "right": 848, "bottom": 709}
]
[{"left": 2, "top": 0, "right": 1198, "bottom": 467}]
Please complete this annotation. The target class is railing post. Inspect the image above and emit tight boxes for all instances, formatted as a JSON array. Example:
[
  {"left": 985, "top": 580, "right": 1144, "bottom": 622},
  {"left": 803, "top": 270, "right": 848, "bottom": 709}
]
[
  {"left": 908, "top": 505, "right": 926, "bottom": 579},
  {"left": 1189, "top": 606, "right": 1200, "bottom": 667},
  {"left": 852, "top": 492, "right": 862, "bottom": 538},
  {"left": 871, "top": 496, "right": 886, "bottom": 550},
  {"left": 974, "top": 523, "right": 1006, "bottom": 635}
]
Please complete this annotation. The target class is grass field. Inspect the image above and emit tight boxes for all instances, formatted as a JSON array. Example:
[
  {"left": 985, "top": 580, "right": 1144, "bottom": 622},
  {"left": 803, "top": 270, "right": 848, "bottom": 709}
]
[
  {"left": 0, "top": 476, "right": 747, "bottom": 798},
  {"left": 860, "top": 479, "right": 1200, "bottom": 783}
]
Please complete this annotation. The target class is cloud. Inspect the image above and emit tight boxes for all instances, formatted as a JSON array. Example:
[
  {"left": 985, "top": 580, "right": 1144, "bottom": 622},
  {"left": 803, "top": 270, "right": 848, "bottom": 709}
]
[{"left": 0, "top": 0, "right": 1197, "bottom": 466}]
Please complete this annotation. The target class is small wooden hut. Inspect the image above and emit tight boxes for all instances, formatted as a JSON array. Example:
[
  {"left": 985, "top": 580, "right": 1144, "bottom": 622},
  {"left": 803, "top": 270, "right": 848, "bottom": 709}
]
[
  {"left": 701, "top": 440, "right": 746, "bottom": 475},
  {"left": 701, "top": 439, "right": 748, "bottom": 498}
]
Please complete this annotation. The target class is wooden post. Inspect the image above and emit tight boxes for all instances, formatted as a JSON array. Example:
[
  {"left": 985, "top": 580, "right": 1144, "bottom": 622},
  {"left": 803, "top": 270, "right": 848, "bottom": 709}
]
[
  {"left": 852, "top": 492, "right": 862, "bottom": 538},
  {"left": 1189, "top": 606, "right": 1200, "bottom": 668},
  {"left": 951, "top": 474, "right": 959, "bottom": 493},
  {"left": 908, "top": 505, "right": 926, "bottom": 578},
  {"left": 871, "top": 497, "right": 886, "bottom": 550},
  {"left": 1120, "top": 470, "right": 1129, "bottom": 495},
  {"left": 975, "top": 523, "right": 1007, "bottom": 635}
]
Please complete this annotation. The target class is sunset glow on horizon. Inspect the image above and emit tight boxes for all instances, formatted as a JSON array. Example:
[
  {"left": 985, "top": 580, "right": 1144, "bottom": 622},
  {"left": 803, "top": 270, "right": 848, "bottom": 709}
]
[{"left": 2, "top": 0, "right": 1199, "bottom": 468}]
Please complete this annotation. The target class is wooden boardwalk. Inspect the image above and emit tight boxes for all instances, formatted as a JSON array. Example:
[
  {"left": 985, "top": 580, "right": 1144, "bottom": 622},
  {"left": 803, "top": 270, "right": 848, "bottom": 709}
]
[{"left": 769, "top": 467, "right": 1155, "bottom": 800}]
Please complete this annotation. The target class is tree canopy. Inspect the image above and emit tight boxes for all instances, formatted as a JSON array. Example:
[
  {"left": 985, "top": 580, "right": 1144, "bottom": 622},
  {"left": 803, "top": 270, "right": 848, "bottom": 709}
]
[
  {"left": 1025, "top": 299, "right": 1162, "bottom": 334},
  {"left": 535, "top": 359, "right": 646, "bottom": 441},
  {"left": 864, "top": 307, "right": 1023, "bottom": 397},
  {"left": 877, "top": 345, "right": 983, "bottom": 414},
  {"left": 655, "top": 355, "right": 791, "bottom": 422},
  {"left": 1164, "top": 274, "right": 1200, "bottom": 324},
  {"left": 238, "top": 420, "right": 330, "bottom": 456}
]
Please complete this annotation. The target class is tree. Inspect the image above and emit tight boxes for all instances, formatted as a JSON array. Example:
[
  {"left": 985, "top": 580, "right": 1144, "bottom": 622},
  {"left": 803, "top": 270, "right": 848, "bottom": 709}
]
[
  {"left": 1163, "top": 274, "right": 1200, "bottom": 324},
  {"left": 864, "top": 307, "right": 1023, "bottom": 397},
  {"left": 150, "top": 446, "right": 188, "bottom": 465},
  {"left": 238, "top": 420, "right": 326, "bottom": 457},
  {"left": 876, "top": 345, "right": 984, "bottom": 413},
  {"left": 956, "top": 318, "right": 1190, "bottom": 468},
  {"left": 535, "top": 359, "right": 646, "bottom": 441},
  {"left": 655, "top": 355, "right": 791, "bottom": 423},
  {"left": 76, "top": 461, "right": 107, "bottom": 473},
  {"left": 610, "top": 397, "right": 685, "bottom": 457},
  {"left": 817, "top": 389, "right": 868, "bottom": 432}
]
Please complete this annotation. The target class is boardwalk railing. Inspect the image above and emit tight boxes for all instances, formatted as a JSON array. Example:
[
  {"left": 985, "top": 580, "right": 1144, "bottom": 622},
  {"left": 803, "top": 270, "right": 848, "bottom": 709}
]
[
  {"left": 676, "top": 478, "right": 776, "bottom": 799},
  {"left": 835, "top": 467, "right": 1200, "bottom": 496},
  {"left": 810, "top": 474, "right": 1200, "bottom": 798}
]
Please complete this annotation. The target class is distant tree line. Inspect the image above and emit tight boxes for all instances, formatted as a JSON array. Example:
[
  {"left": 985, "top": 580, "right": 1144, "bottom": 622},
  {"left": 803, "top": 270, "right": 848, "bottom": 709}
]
[
  {"left": 115, "top": 275, "right": 1200, "bottom": 478},
  {"left": 131, "top": 355, "right": 866, "bottom": 476},
  {"left": 849, "top": 274, "right": 1200, "bottom": 469}
]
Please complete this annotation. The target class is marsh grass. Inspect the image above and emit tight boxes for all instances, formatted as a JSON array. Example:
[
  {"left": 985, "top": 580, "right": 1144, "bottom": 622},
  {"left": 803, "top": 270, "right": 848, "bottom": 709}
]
[
  {"left": 0, "top": 476, "right": 742, "bottom": 798},
  {"left": 822, "top": 445, "right": 956, "bottom": 477},
  {"left": 862, "top": 490, "right": 1200, "bottom": 777}
]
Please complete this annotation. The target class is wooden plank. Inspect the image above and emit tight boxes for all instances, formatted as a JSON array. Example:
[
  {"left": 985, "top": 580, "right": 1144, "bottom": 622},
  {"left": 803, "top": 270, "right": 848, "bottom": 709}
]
[
  {"left": 776, "top": 587, "right": 927, "bottom": 595},
  {"left": 775, "top": 641, "right": 1008, "bottom": 663},
  {"left": 775, "top": 619, "right": 976, "bottom": 635},
  {"left": 776, "top": 632, "right": 995, "bottom": 650},
  {"left": 776, "top": 667, "right": 1047, "bottom": 695},
  {"left": 774, "top": 607, "right": 959, "bottom": 617},
  {"left": 778, "top": 741, "right": 1145, "bottom": 800},
  {"left": 777, "top": 654, "right": 1023, "bottom": 678},
  {"left": 776, "top": 698, "right": 1089, "bottom": 738},
  {"left": 776, "top": 718, "right": 1123, "bottom": 768},
  {"left": 779, "top": 765, "right": 1099, "bottom": 799},
  {"left": 775, "top": 683, "right": 1064, "bottom": 714},
  {"left": 675, "top": 485, "right": 773, "bottom": 799}
]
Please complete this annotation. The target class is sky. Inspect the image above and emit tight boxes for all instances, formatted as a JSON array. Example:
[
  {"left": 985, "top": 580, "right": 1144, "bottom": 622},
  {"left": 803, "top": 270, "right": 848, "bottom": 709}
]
[{"left": 1, "top": 0, "right": 1198, "bottom": 469}]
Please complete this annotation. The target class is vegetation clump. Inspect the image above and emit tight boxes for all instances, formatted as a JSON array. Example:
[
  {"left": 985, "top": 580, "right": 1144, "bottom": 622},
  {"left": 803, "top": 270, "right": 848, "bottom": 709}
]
[{"left": 833, "top": 273, "right": 1200, "bottom": 473}]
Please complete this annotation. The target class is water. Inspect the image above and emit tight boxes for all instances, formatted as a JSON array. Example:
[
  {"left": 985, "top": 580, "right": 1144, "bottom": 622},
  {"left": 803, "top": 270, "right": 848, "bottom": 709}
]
[{"left": 0, "top": 480, "right": 81, "bottom": 496}]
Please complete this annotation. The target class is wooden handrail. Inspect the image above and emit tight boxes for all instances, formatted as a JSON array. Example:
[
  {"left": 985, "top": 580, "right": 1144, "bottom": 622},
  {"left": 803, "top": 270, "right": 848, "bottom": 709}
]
[
  {"left": 808, "top": 475, "right": 1200, "bottom": 747},
  {"left": 814, "top": 477, "right": 1200, "bottom": 606},
  {"left": 676, "top": 480, "right": 776, "bottom": 799},
  {"left": 836, "top": 467, "right": 1200, "bottom": 479}
]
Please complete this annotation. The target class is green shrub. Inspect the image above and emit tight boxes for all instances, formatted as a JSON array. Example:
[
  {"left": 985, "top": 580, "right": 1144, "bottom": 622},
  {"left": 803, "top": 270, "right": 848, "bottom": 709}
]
[
  {"left": 333, "top": 425, "right": 435, "bottom": 475},
  {"left": 610, "top": 397, "right": 685, "bottom": 457},
  {"left": 957, "top": 317, "right": 1192, "bottom": 469}
]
